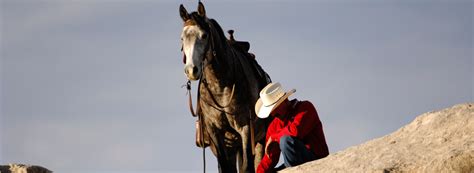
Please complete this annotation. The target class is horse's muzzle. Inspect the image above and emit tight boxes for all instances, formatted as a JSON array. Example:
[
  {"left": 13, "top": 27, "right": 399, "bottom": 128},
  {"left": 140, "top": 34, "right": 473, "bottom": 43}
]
[{"left": 185, "top": 65, "right": 200, "bottom": 81}]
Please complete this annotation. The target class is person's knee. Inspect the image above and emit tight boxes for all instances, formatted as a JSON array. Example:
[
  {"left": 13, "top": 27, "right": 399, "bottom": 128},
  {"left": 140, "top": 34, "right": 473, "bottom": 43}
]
[{"left": 279, "top": 135, "right": 295, "bottom": 152}]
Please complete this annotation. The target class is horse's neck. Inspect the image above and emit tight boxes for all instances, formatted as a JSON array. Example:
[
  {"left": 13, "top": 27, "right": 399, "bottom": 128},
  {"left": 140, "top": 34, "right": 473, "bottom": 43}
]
[
  {"left": 201, "top": 21, "right": 241, "bottom": 96},
  {"left": 206, "top": 20, "right": 236, "bottom": 84},
  {"left": 203, "top": 48, "right": 235, "bottom": 88}
]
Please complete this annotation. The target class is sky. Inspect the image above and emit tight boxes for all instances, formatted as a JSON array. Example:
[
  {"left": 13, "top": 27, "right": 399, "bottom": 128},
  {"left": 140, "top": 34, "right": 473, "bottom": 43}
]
[{"left": 0, "top": 0, "right": 472, "bottom": 172}]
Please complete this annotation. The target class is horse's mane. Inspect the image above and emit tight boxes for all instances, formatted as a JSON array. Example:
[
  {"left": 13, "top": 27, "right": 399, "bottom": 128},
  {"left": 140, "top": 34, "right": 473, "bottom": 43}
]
[
  {"left": 189, "top": 12, "right": 229, "bottom": 50},
  {"left": 189, "top": 11, "right": 271, "bottom": 89},
  {"left": 208, "top": 19, "right": 228, "bottom": 47}
]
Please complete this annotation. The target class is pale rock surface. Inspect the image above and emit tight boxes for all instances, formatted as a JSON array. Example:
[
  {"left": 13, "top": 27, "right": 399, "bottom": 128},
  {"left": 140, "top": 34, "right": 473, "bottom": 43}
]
[
  {"left": 282, "top": 103, "right": 473, "bottom": 173},
  {"left": 0, "top": 164, "right": 52, "bottom": 173}
]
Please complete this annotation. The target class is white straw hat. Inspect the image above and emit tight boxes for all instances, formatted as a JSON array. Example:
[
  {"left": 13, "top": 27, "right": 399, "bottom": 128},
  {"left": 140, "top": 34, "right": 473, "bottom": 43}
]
[{"left": 255, "top": 82, "right": 296, "bottom": 119}]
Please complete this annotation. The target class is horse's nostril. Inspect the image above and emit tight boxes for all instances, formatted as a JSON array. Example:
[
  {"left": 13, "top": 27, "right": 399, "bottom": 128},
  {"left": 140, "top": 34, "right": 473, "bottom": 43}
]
[
  {"left": 184, "top": 68, "right": 189, "bottom": 75},
  {"left": 193, "top": 66, "right": 198, "bottom": 74}
]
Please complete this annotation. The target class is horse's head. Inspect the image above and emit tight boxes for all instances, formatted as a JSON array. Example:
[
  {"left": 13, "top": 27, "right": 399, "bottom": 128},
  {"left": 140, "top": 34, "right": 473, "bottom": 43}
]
[{"left": 179, "top": 2, "right": 211, "bottom": 81}]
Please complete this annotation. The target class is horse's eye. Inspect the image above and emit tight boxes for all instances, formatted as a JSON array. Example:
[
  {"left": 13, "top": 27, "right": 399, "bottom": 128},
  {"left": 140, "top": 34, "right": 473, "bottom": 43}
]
[{"left": 202, "top": 33, "right": 208, "bottom": 39}]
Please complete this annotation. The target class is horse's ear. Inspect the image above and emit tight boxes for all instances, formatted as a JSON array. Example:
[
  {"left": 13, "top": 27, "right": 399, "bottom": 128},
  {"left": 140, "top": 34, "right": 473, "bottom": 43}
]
[
  {"left": 197, "top": 2, "right": 206, "bottom": 17},
  {"left": 179, "top": 4, "right": 190, "bottom": 22}
]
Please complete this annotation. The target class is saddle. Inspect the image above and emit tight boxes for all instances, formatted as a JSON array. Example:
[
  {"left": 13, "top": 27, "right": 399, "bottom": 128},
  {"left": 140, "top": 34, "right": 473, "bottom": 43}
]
[
  {"left": 227, "top": 30, "right": 272, "bottom": 89},
  {"left": 227, "top": 30, "right": 250, "bottom": 52}
]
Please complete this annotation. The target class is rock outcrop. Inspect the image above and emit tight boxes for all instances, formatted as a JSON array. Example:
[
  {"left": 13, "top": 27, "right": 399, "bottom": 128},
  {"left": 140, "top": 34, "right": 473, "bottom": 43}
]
[
  {"left": 282, "top": 103, "right": 473, "bottom": 173},
  {"left": 0, "top": 164, "right": 52, "bottom": 173}
]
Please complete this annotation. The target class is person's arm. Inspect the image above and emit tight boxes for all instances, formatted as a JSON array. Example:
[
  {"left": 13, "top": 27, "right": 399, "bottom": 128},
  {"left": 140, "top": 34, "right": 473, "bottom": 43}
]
[
  {"left": 257, "top": 120, "right": 280, "bottom": 173},
  {"left": 265, "top": 120, "right": 277, "bottom": 143},
  {"left": 257, "top": 147, "right": 280, "bottom": 173},
  {"left": 271, "top": 102, "right": 319, "bottom": 142}
]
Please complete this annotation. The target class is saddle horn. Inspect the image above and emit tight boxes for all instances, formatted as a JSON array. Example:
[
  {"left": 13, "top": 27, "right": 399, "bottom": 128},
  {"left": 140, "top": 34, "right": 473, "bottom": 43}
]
[
  {"left": 227, "top": 30, "right": 250, "bottom": 52},
  {"left": 228, "top": 30, "right": 236, "bottom": 43}
]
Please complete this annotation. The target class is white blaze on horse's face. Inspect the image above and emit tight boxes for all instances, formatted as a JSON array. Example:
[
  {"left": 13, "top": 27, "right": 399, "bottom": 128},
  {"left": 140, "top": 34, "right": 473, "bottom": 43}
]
[{"left": 182, "top": 25, "right": 208, "bottom": 81}]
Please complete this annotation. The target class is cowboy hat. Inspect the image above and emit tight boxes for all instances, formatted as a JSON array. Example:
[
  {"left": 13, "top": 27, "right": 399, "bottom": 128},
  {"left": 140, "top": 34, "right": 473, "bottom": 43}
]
[{"left": 255, "top": 82, "right": 296, "bottom": 119}]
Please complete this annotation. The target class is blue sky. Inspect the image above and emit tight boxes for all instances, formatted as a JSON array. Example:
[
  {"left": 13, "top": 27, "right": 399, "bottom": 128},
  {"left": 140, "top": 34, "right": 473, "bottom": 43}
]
[{"left": 1, "top": 0, "right": 472, "bottom": 172}]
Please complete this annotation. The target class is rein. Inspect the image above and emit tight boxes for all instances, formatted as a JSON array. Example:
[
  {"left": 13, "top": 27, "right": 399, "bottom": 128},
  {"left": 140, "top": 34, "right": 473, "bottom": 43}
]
[
  {"left": 185, "top": 79, "right": 206, "bottom": 173},
  {"left": 186, "top": 80, "right": 198, "bottom": 117},
  {"left": 182, "top": 19, "right": 216, "bottom": 173}
]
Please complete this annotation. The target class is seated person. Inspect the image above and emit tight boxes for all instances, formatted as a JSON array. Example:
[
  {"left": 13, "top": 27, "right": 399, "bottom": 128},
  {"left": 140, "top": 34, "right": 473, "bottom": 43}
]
[{"left": 255, "top": 82, "right": 329, "bottom": 173}]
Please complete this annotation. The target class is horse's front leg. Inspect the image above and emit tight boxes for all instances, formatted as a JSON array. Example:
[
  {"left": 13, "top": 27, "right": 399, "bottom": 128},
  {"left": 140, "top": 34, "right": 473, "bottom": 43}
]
[
  {"left": 207, "top": 128, "right": 237, "bottom": 173},
  {"left": 254, "top": 141, "right": 264, "bottom": 171},
  {"left": 238, "top": 125, "right": 255, "bottom": 173}
]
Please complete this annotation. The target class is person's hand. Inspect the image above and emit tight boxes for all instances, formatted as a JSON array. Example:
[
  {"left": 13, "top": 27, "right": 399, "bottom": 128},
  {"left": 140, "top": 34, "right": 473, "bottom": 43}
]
[{"left": 265, "top": 136, "right": 274, "bottom": 158}]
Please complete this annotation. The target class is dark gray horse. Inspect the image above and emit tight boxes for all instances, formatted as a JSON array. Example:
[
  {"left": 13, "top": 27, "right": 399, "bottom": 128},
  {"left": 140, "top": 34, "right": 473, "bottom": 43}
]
[{"left": 179, "top": 2, "right": 271, "bottom": 173}]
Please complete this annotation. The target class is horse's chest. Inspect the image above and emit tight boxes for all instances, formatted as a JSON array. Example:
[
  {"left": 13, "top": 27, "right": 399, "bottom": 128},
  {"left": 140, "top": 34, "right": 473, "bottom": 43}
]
[{"left": 202, "top": 107, "right": 243, "bottom": 128}]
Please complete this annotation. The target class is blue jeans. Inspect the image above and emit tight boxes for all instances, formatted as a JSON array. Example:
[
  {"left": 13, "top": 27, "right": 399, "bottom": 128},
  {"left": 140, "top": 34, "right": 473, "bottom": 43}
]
[{"left": 277, "top": 135, "right": 317, "bottom": 169}]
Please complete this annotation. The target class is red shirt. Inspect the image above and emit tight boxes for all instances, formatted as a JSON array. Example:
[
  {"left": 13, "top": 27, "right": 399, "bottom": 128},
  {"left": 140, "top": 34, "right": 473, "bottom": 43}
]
[{"left": 257, "top": 100, "right": 329, "bottom": 173}]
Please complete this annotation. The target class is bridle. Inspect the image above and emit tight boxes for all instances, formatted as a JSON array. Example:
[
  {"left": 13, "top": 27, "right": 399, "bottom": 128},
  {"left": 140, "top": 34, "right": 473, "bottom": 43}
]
[{"left": 182, "top": 18, "right": 237, "bottom": 116}]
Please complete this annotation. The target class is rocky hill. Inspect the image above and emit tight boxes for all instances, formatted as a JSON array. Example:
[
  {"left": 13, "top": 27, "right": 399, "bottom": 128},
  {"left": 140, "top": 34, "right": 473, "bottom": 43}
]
[
  {"left": 282, "top": 103, "right": 473, "bottom": 173},
  {"left": 0, "top": 164, "right": 52, "bottom": 173},
  {"left": 1, "top": 104, "right": 472, "bottom": 173}
]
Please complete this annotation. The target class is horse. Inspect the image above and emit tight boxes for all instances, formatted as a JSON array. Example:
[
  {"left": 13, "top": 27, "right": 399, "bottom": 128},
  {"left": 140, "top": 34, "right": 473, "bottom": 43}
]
[{"left": 179, "top": 2, "right": 272, "bottom": 173}]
